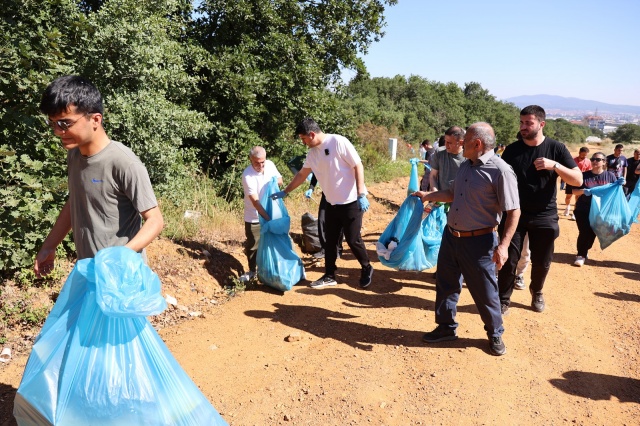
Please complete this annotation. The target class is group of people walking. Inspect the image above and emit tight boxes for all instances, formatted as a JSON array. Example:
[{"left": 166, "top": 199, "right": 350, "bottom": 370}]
[{"left": 240, "top": 105, "right": 639, "bottom": 358}]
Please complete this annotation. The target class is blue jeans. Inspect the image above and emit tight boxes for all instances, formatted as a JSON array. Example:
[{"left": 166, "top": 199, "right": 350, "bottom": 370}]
[{"left": 434, "top": 229, "right": 504, "bottom": 338}]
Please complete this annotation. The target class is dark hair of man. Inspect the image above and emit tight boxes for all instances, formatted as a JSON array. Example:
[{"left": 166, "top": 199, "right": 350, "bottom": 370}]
[
  {"left": 579, "top": 147, "right": 589, "bottom": 153},
  {"left": 295, "top": 117, "right": 322, "bottom": 136},
  {"left": 593, "top": 151, "right": 605, "bottom": 159},
  {"left": 615, "top": 144, "right": 624, "bottom": 150},
  {"left": 421, "top": 139, "right": 430, "bottom": 147},
  {"left": 520, "top": 105, "right": 546, "bottom": 122},
  {"left": 438, "top": 135, "right": 445, "bottom": 145},
  {"left": 40, "top": 75, "right": 103, "bottom": 117},
  {"left": 444, "top": 126, "right": 465, "bottom": 140}
]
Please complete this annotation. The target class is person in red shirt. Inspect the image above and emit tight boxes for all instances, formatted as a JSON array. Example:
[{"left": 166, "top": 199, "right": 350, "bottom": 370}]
[{"left": 563, "top": 147, "right": 592, "bottom": 218}]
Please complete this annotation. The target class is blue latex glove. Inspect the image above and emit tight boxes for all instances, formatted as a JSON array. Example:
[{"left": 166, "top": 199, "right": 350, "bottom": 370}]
[
  {"left": 270, "top": 191, "right": 288, "bottom": 200},
  {"left": 616, "top": 177, "right": 625, "bottom": 186},
  {"left": 358, "top": 195, "right": 370, "bottom": 212},
  {"left": 304, "top": 188, "right": 313, "bottom": 198},
  {"left": 583, "top": 188, "right": 591, "bottom": 196}
]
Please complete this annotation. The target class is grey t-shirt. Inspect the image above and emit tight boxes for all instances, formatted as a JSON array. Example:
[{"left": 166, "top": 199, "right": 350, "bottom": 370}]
[
  {"left": 430, "top": 148, "right": 466, "bottom": 191},
  {"left": 67, "top": 141, "right": 158, "bottom": 259}
]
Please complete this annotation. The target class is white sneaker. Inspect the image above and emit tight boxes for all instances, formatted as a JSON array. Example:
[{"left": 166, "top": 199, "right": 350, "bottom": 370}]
[
  {"left": 563, "top": 207, "right": 571, "bottom": 216},
  {"left": 569, "top": 214, "right": 576, "bottom": 221},
  {"left": 514, "top": 275, "right": 526, "bottom": 290},
  {"left": 239, "top": 271, "right": 256, "bottom": 282},
  {"left": 573, "top": 256, "right": 585, "bottom": 267}
]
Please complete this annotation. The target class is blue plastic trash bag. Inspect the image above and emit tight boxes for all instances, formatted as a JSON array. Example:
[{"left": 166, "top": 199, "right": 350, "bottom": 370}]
[
  {"left": 257, "top": 177, "right": 305, "bottom": 291},
  {"left": 588, "top": 182, "right": 632, "bottom": 250},
  {"left": 408, "top": 158, "right": 420, "bottom": 195},
  {"left": 14, "top": 246, "right": 227, "bottom": 426},
  {"left": 628, "top": 183, "right": 640, "bottom": 224},
  {"left": 376, "top": 196, "right": 445, "bottom": 271},
  {"left": 421, "top": 204, "right": 447, "bottom": 267}
]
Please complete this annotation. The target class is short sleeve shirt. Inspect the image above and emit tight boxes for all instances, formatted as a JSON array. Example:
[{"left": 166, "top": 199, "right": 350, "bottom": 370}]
[
  {"left": 606, "top": 154, "right": 628, "bottom": 178},
  {"left": 501, "top": 137, "right": 576, "bottom": 216},
  {"left": 242, "top": 159, "right": 282, "bottom": 223},
  {"left": 67, "top": 141, "right": 158, "bottom": 259},
  {"left": 574, "top": 170, "right": 617, "bottom": 212},
  {"left": 448, "top": 151, "right": 519, "bottom": 231},
  {"left": 430, "top": 148, "right": 466, "bottom": 191},
  {"left": 303, "top": 134, "right": 364, "bottom": 205}
]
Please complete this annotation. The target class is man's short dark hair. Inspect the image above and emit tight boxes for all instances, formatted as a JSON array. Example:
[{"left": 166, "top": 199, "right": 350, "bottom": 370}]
[
  {"left": 579, "top": 147, "right": 590, "bottom": 153},
  {"left": 444, "top": 126, "right": 465, "bottom": 140},
  {"left": 295, "top": 117, "right": 322, "bottom": 136},
  {"left": 520, "top": 105, "right": 546, "bottom": 122},
  {"left": 421, "top": 139, "right": 430, "bottom": 147},
  {"left": 40, "top": 75, "right": 103, "bottom": 116},
  {"left": 615, "top": 144, "right": 624, "bottom": 150}
]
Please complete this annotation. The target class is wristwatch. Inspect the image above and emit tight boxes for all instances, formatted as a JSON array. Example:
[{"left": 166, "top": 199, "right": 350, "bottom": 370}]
[{"left": 553, "top": 162, "right": 559, "bottom": 170}]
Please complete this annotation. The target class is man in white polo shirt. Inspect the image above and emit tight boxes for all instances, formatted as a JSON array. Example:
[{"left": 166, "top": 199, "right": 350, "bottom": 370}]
[
  {"left": 241, "top": 146, "right": 282, "bottom": 282},
  {"left": 272, "top": 118, "right": 373, "bottom": 289}
]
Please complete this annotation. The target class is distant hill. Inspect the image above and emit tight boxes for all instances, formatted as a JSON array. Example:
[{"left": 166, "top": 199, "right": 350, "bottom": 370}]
[{"left": 504, "top": 95, "right": 640, "bottom": 115}]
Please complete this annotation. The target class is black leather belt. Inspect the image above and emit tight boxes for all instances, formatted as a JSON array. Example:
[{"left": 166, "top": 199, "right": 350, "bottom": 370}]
[{"left": 447, "top": 226, "right": 495, "bottom": 238}]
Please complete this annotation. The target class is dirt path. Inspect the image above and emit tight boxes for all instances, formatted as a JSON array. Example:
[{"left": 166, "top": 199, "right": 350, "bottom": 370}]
[{"left": 2, "top": 174, "right": 640, "bottom": 425}]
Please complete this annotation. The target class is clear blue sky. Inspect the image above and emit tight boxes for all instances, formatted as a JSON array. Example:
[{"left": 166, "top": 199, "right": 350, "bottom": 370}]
[{"left": 346, "top": 0, "right": 640, "bottom": 106}]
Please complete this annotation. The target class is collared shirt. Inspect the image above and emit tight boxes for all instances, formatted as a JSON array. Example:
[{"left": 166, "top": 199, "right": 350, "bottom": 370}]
[{"left": 447, "top": 150, "right": 520, "bottom": 231}]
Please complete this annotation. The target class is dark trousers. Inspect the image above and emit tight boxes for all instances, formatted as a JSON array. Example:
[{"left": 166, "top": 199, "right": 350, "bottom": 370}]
[
  {"left": 435, "top": 230, "right": 503, "bottom": 338},
  {"left": 498, "top": 213, "right": 559, "bottom": 305},
  {"left": 318, "top": 193, "right": 344, "bottom": 252},
  {"left": 324, "top": 200, "right": 370, "bottom": 275},
  {"left": 244, "top": 221, "right": 261, "bottom": 272},
  {"left": 575, "top": 209, "right": 596, "bottom": 257}
]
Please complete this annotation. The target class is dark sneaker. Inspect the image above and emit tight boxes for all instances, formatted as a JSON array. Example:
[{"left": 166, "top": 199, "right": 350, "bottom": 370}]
[
  {"left": 531, "top": 290, "right": 545, "bottom": 312},
  {"left": 359, "top": 264, "right": 374, "bottom": 288},
  {"left": 489, "top": 336, "right": 506, "bottom": 356},
  {"left": 422, "top": 326, "right": 458, "bottom": 343},
  {"left": 514, "top": 275, "right": 526, "bottom": 290},
  {"left": 310, "top": 274, "right": 337, "bottom": 289},
  {"left": 500, "top": 303, "right": 509, "bottom": 315},
  {"left": 312, "top": 249, "right": 325, "bottom": 259}
]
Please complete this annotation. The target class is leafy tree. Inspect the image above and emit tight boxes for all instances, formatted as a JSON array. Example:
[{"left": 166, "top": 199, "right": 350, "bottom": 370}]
[
  {"left": 610, "top": 123, "right": 640, "bottom": 144},
  {"left": 188, "top": 0, "right": 397, "bottom": 198},
  {"left": 0, "top": 0, "right": 86, "bottom": 274}
]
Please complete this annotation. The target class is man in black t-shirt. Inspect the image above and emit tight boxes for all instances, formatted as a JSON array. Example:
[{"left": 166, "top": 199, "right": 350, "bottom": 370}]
[
  {"left": 624, "top": 148, "right": 640, "bottom": 196},
  {"left": 498, "top": 105, "right": 583, "bottom": 313}
]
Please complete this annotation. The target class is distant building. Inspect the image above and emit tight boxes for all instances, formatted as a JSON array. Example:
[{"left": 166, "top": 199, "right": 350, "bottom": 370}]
[
  {"left": 583, "top": 115, "right": 605, "bottom": 131},
  {"left": 603, "top": 125, "right": 618, "bottom": 134}
]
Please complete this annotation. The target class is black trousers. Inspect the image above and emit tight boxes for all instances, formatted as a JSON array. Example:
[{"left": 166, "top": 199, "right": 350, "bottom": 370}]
[
  {"left": 318, "top": 193, "right": 344, "bottom": 252},
  {"left": 498, "top": 213, "right": 559, "bottom": 305},
  {"left": 324, "top": 200, "right": 370, "bottom": 276},
  {"left": 575, "top": 209, "right": 596, "bottom": 257}
]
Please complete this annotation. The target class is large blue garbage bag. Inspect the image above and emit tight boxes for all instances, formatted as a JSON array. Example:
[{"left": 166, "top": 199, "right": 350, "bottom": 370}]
[
  {"left": 588, "top": 181, "right": 632, "bottom": 250},
  {"left": 376, "top": 196, "right": 446, "bottom": 271},
  {"left": 256, "top": 177, "right": 305, "bottom": 291},
  {"left": 421, "top": 204, "right": 447, "bottom": 267},
  {"left": 628, "top": 183, "right": 640, "bottom": 224},
  {"left": 14, "top": 246, "right": 227, "bottom": 426},
  {"left": 407, "top": 158, "right": 420, "bottom": 195}
]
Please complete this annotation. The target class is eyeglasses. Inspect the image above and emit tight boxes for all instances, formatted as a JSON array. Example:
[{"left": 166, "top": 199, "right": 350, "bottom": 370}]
[
  {"left": 45, "top": 114, "right": 89, "bottom": 132},
  {"left": 590, "top": 158, "right": 604, "bottom": 162}
]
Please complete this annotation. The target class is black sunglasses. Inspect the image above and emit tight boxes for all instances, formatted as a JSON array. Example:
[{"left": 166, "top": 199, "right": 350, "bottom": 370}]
[
  {"left": 590, "top": 158, "right": 604, "bottom": 162},
  {"left": 44, "top": 113, "right": 90, "bottom": 132}
]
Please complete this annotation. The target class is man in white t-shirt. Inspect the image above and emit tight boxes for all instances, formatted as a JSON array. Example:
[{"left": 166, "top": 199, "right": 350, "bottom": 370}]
[
  {"left": 240, "top": 146, "right": 282, "bottom": 281},
  {"left": 272, "top": 118, "right": 373, "bottom": 289}
]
